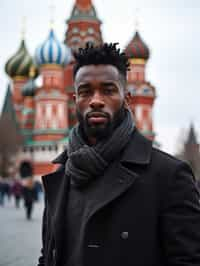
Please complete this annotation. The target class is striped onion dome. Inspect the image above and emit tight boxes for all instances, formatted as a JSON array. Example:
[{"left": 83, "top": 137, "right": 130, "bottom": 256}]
[
  {"left": 5, "top": 40, "right": 34, "bottom": 78},
  {"left": 22, "top": 79, "right": 37, "bottom": 97},
  {"left": 125, "top": 31, "right": 150, "bottom": 60},
  {"left": 35, "top": 29, "right": 72, "bottom": 66}
]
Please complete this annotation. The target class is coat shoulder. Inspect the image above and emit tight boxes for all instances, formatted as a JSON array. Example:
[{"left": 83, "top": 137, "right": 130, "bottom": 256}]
[
  {"left": 150, "top": 147, "right": 194, "bottom": 187},
  {"left": 151, "top": 147, "right": 189, "bottom": 170}
]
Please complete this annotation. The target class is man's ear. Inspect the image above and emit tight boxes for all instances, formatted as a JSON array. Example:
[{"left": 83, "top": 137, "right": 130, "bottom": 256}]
[{"left": 124, "top": 91, "right": 131, "bottom": 109}]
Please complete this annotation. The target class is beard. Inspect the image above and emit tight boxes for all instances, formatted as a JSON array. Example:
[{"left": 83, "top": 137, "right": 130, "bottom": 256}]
[{"left": 76, "top": 106, "right": 126, "bottom": 142}]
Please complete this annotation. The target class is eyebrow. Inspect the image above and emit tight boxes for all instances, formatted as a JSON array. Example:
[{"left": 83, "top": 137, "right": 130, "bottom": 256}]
[
  {"left": 101, "top": 81, "right": 116, "bottom": 85},
  {"left": 76, "top": 83, "right": 91, "bottom": 93},
  {"left": 77, "top": 83, "right": 91, "bottom": 88},
  {"left": 75, "top": 79, "right": 120, "bottom": 91},
  {"left": 78, "top": 80, "right": 117, "bottom": 86}
]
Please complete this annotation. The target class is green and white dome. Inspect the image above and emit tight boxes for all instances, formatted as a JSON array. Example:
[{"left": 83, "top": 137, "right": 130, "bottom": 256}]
[{"left": 5, "top": 40, "right": 35, "bottom": 79}]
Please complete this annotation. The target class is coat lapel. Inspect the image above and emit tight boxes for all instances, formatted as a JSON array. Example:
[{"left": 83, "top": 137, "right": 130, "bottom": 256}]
[
  {"left": 85, "top": 129, "right": 153, "bottom": 224},
  {"left": 85, "top": 161, "right": 139, "bottom": 224}
]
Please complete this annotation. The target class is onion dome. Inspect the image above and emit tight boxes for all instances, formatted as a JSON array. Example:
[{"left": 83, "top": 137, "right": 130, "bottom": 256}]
[
  {"left": 125, "top": 31, "right": 150, "bottom": 60},
  {"left": 5, "top": 40, "right": 34, "bottom": 78},
  {"left": 35, "top": 29, "right": 72, "bottom": 66}
]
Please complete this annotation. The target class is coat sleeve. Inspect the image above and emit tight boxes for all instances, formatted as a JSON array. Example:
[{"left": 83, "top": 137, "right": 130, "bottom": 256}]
[{"left": 161, "top": 162, "right": 200, "bottom": 265}]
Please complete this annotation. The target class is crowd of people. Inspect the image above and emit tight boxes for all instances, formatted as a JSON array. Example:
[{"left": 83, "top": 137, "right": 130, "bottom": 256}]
[{"left": 0, "top": 177, "right": 43, "bottom": 220}]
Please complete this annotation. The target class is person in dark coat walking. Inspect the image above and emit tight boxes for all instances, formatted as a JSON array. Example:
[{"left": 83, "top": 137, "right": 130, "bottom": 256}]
[
  {"left": 12, "top": 178, "right": 23, "bottom": 208},
  {"left": 23, "top": 178, "right": 36, "bottom": 220},
  {"left": 0, "top": 177, "right": 6, "bottom": 206},
  {"left": 38, "top": 43, "right": 200, "bottom": 266}
]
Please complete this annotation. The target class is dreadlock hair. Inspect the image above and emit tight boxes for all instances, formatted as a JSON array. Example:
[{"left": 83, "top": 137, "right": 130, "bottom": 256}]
[{"left": 73, "top": 42, "right": 130, "bottom": 86}]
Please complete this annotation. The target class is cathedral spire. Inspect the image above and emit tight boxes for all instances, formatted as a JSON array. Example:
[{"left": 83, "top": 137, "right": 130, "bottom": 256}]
[
  {"left": 64, "top": 0, "right": 103, "bottom": 52},
  {"left": 186, "top": 123, "right": 198, "bottom": 145},
  {"left": 76, "top": 0, "right": 92, "bottom": 10}
]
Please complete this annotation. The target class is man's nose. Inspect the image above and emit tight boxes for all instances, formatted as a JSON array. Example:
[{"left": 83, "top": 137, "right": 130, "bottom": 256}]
[{"left": 89, "top": 92, "right": 105, "bottom": 109}]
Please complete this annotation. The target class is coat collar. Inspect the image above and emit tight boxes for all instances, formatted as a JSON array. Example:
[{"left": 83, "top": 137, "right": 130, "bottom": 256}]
[
  {"left": 120, "top": 129, "right": 152, "bottom": 165},
  {"left": 51, "top": 128, "right": 152, "bottom": 166}
]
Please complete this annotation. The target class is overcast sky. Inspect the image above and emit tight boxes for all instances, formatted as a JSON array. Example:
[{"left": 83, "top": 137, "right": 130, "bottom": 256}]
[{"left": 0, "top": 0, "right": 200, "bottom": 155}]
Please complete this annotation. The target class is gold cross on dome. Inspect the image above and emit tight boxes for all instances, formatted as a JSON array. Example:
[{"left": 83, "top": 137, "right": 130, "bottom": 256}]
[
  {"left": 49, "top": 0, "right": 56, "bottom": 29},
  {"left": 21, "top": 16, "right": 27, "bottom": 40},
  {"left": 135, "top": 8, "right": 140, "bottom": 31}
]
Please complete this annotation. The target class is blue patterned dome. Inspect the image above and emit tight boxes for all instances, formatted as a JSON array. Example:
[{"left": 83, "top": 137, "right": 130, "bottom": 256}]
[{"left": 35, "top": 29, "right": 72, "bottom": 66}]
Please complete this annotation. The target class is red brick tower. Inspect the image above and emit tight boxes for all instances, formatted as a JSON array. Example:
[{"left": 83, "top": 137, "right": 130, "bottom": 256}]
[
  {"left": 34, "top": 28, "right": 72, "bottom": 143},
  {"left": 65, "top": 0, "right": 103, "bottom": 51},
  {"left": 125, "top": 31, "right": 156, "bottom": 141},
  {"left": 64, "top": 0, "right": 103, "bottom": 129},
  {"left": 30, "top": 28, "right": 72, "bottom": 176}
]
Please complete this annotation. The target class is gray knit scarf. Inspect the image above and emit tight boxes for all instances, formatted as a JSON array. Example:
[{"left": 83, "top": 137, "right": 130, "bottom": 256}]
[{"left": 65, "top": 109, "right": 135, "bottom": 188}]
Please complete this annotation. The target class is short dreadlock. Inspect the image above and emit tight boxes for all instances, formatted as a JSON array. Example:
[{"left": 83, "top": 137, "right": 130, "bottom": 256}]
[{"left": 73, "top": 42, "right": 129, "bottom": 85}]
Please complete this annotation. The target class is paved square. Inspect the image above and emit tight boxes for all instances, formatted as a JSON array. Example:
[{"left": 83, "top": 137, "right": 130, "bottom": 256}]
[{"left": 0, "top": 197, "right": 43, "bottom": 266}]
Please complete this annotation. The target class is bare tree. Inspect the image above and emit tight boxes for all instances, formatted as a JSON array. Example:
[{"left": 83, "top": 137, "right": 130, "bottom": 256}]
[{"left": 0, "top": 113, "right": 22, "bottom": 177}]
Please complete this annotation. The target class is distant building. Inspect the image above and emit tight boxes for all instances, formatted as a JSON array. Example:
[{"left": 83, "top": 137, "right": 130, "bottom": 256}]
[
  {"left": 2, "top": 0, "right": 156, "bottom": 179},
  {"left": 176, "top": 124, "right": 200, "bottom": 184}
]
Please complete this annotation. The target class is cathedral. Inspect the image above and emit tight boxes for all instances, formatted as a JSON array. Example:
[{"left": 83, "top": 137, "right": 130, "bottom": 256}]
[{"left": 3, "top": 0, "right": 156, "bottom": 179}]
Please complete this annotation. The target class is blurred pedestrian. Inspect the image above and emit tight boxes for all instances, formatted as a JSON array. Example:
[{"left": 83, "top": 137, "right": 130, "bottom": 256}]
[
  {"left": 4, "top": 179, "right": 12, "bottom": 202},
  {"left": 12, "top": 178, "right": 23, "bottom": 208},
  {"left": 22, "top": 178, "right": 37, "bottom": 220},
  {"left": 0, "top": 178, "right": 7, "bottom": 206},
  {"left": 0, "top": 177, "right": 5, "bottom": 206}
]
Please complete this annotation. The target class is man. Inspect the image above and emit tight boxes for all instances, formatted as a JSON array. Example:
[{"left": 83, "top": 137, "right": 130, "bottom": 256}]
[{"left": 38, "top": 43, "right": 200, "bottom": 266}]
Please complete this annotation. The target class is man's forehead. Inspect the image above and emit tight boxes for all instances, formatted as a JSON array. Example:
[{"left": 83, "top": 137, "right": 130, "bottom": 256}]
[{"left": 75, "top": 65, "right": 120, "bottom": 83}]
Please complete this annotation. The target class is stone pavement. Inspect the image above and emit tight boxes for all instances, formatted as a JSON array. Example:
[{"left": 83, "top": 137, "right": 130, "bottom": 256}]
[{"left": 0, "top": 196, "right": 44, "bottom": 266}]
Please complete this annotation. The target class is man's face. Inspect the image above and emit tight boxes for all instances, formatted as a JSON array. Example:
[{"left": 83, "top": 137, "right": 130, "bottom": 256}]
[{"left": 74, "top": 64, "right": 126, "bottom": 140}]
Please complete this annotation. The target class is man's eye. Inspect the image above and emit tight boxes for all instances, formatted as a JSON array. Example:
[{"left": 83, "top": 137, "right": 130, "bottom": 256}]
[
  {"left": 103, "top": 86, "right": 116, "bottom": 94},
  {"left": 78, "top": 88, "right": 90, "bottom": 96}
]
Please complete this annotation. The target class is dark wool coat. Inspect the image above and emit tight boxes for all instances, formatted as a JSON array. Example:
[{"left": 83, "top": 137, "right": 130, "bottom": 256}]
[{"left": 37, "top": 129, "right": 200, "bottom": 266}]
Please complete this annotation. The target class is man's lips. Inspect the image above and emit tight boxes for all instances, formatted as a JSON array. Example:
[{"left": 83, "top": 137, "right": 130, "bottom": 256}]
[
  {"left": 88, "top": 117, "right": 107, "bottom": 124},
  {"left": 87, "top": 112, "right": 108, "bottom": 124}
]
